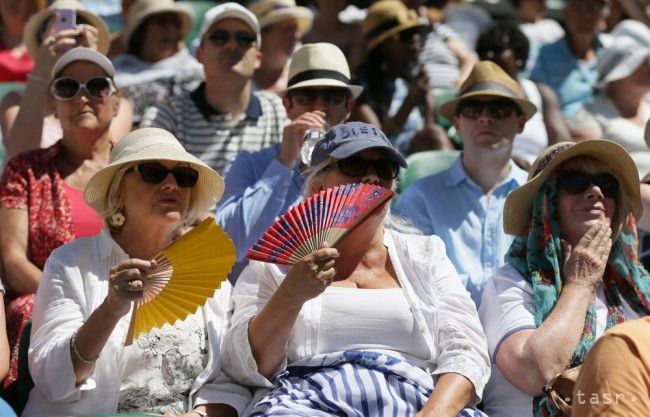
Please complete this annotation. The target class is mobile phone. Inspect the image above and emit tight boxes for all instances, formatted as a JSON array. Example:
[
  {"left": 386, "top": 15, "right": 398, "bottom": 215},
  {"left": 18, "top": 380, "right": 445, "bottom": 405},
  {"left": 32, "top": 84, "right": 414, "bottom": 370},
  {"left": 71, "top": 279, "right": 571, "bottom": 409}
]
[{"left": 53, "top": 8, "right": 76, "bottom": 34}]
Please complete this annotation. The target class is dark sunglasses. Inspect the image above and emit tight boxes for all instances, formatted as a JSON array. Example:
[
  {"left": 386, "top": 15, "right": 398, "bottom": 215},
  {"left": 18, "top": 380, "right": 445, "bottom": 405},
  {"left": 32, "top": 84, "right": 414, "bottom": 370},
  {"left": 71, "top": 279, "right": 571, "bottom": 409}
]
[
  {"left": 326, "top": 156, "right": 399, "bottom": 180},
  {"left": 51, "top": 77, "right": 115, "bottom": 101},
  {"left": 457, "top": 99, "right": 519, "bottom": 120},
  {"left": 557, "top": 170, "right": 619, "bottom": 199},
  {"left": 206, "top": 29, "right": 256, "bottom": 48},
  {"left": 290, "top": 88, "right": 350, "bottom": 107},
  {"left": 127, "top": 162, "right": 199, "bottom": 188}
]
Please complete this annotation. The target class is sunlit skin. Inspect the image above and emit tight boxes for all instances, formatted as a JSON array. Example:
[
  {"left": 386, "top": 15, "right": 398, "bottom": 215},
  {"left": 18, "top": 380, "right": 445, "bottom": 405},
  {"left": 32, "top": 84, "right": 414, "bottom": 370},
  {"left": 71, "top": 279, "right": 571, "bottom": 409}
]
[
  {"left": 198, "top": 18, "right": 260, "bottom": 80},
  {"left": 261, "top": 19, "right": 300, "bottom": 68},
  {"left": 139, "top": 12, "right": 181, "bottom": 63},
  {"left": 556, "top": 163, "right": 616, "bottom": 248},
  {"left": 453, "top": 95, "right": 526, "bottom": 150},
  {"left": 119, "top": 160, "right": 192, "bottom": 231},
  {"left": 52, "top": 61, "right": 119, "bottom": 138}
]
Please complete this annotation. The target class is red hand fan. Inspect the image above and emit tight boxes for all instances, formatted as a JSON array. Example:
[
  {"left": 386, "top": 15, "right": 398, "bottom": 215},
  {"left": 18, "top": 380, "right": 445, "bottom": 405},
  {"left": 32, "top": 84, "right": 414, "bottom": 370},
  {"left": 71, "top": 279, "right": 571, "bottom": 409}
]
[{"left": 247, "top": 183, "right": 395, "bottom": 265}]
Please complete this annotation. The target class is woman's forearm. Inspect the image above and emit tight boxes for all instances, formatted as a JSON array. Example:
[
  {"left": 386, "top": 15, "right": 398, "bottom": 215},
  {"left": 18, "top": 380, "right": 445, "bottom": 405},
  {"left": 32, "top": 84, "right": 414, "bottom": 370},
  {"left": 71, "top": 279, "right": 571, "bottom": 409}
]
[
  {"left": 2, "top": 251, "right": 42, "bottom": 294},
  {"left": 71, "top": 300, "right": 124, "bottom": 384},
  {"left": 3, "top": 81, "right": 49, "bottom": 159},
  {"left": 416, "top": 373, "right": 473, "bottom": 417},
  {"left": 248, "top": 283, "right": 305, "bottom": 379}
]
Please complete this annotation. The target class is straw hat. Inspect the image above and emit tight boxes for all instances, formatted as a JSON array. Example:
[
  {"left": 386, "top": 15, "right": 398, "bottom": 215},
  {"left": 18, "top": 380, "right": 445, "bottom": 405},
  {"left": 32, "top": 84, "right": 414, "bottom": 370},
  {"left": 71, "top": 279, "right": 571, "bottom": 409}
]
[
  {"left": 503, "top": 140, "right": 642, "bottom": 236},
  {"left": 84, "top": 128, "right": 224, "bottom": 217},
  {"left": 23, "top": 0, "right": 110, "bottom": 58},
  {"left": 286, "top": 43, "right": 363, "bottom": 99},
  {"left": 122, "top": 0, "right": 194, "bottom": 49},
  {"left": 248, "top": 0, "right": 313, "bottom": 37},
  {"left": 361, "top": 0, "right": 425, "bottom": 53},
  {"left": 596, "top": 36, "right": 650, "bottom": 88},
  {"left": 438, "top": 60, "right": 537, "bottom": 121},
  {"left": 199, "top": 2, "right": 261, "bottom": 47}
]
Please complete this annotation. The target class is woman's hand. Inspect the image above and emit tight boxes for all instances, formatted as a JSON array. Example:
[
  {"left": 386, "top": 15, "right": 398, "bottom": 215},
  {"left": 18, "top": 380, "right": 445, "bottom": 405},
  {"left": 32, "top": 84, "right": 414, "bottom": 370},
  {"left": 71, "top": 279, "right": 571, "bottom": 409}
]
[
  {"left": 281, "top": 243, "right": 339, "bottom": 303},
  {"left": 31, "top": 24, "right": 100, "bottom": 80},
  {"left": 104, "top": 258, "right": 157, "bottom": 318},
  {"left": 562, "top": 221, "right": 612, "bottom": 291}
]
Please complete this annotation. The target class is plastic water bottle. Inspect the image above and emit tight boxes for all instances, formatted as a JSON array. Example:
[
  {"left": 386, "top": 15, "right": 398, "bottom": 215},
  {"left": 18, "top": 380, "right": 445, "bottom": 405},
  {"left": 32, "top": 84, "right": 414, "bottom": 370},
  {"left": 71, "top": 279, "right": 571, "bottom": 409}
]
[{"left": 300, "top": 128, "right": 325, "bottom": 166}]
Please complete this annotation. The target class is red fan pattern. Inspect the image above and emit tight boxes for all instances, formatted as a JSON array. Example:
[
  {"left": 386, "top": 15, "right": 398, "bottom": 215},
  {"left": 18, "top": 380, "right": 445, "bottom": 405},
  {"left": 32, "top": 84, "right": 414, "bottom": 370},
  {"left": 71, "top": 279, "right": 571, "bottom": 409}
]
[{"left": 247, "top": 183, "right": 395, "bottom": 265}]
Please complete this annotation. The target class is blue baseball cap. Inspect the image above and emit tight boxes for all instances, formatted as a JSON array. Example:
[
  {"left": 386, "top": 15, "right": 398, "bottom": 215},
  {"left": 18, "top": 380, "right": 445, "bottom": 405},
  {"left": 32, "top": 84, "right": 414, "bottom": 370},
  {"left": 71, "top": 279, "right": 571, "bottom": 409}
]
[{"left": 310, "top": 122, "right": 408, "bottom": 168}]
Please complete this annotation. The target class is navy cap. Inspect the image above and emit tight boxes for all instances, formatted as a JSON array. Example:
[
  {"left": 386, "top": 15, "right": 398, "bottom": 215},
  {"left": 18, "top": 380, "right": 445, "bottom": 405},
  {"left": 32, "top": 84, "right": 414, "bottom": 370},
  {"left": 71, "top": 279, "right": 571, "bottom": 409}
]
[{"left": 310, "top": 122, "right": 408, "bottom": 168}]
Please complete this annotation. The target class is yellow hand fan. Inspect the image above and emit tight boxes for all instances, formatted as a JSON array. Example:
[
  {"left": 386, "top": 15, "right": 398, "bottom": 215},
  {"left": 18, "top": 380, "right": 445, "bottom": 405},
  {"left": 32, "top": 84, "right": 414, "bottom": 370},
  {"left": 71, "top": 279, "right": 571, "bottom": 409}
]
[{"left": 124, "top": 217, "right": 235, "bottom": 345}]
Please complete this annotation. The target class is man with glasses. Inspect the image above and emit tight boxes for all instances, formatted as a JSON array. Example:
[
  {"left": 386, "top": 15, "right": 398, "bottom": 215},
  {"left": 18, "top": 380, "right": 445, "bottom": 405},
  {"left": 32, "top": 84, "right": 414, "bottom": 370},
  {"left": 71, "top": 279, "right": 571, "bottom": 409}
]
[
  {"left": 393, "top": 61, "right": 536, "bottom": 306},
  {"left": 140, "top": 2, "right": 287, "bottom": 173},
  {"left": 217, "top": 42, "right": 362, "bottom": 282}
]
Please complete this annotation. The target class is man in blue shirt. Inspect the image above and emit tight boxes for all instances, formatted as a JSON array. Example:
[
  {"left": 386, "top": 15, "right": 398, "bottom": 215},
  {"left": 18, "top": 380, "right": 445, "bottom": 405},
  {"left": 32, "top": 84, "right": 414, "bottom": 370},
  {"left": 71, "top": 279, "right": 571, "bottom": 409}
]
[
  {"left": 216, "top": 42, "right": 362, "bottom": 281},
  {"left": 393, "top": 61, "right": 536, "bottom": 306}
]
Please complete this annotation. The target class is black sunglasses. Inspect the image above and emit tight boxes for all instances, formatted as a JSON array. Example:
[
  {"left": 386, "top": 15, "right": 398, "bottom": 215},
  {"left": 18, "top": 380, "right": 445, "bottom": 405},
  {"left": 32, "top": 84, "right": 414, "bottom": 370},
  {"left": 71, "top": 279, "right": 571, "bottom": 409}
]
[
  {"left": 326, "top": 156, "right": 399, "bottom": 180},
  {"left": 206, "top": 29, "right": 256, "bottom": 48},
  {"left": 457, "top": 99, "right": 519, "bottom": 120},
  {"left": 127, "top": 162, "right": 199, "bottom": 188},
  {"left": 51, "top": 77, "right": 115, "bottom": 101},
  {"left": 557, "top": 170, "right": 619, "bottom": 199},
  {"left": 290, "top": 88, "right": 350, "bottom": 107}
]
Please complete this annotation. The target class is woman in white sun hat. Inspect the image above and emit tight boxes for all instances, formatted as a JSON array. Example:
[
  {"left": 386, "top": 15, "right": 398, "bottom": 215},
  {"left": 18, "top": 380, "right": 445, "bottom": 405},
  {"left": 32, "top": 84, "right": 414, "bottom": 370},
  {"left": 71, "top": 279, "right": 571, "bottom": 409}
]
[{"left": 23, "top": 128, "right": 250, "bottom": 417}]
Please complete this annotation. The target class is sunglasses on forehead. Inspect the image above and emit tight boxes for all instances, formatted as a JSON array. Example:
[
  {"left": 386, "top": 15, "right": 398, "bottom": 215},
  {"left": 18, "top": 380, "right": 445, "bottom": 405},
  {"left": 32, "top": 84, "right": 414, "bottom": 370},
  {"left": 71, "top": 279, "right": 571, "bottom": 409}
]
[
  {"left": 289, "top": 88, "right": 350, "bottom": 107},
  {"left": 557, "top": 170, "right": 619, "bottom": 199},
  {"left": 206, "top": 29, "right": 257, "bottom": 48},
  {"left": 126, "top": 162, "right": 199, "bottom": 188},
  {"left": 51, "top": 77, "right": 115, "bottom": 101},
  {"left": 457, "top": 99, "right": 519, "bottom": 120},
  {"left": 325, "top": 156, "right": 399, "bottom": 180}
]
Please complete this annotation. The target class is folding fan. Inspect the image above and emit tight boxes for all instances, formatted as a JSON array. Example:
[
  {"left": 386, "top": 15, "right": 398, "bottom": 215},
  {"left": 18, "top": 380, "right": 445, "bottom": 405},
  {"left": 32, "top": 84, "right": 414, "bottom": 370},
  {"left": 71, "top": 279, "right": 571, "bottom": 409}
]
[
  {"left": 124, "top": 218, "right": 235, "bottom": 345},
  {"left": 247, "top": 183, "right": 395, "bottom": 265}
]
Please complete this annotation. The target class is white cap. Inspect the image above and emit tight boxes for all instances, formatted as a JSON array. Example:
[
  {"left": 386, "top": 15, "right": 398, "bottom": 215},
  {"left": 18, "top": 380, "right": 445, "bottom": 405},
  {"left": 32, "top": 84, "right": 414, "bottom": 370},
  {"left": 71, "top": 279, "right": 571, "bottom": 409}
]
[
  {"left": 597, "top": 36, "right": 650, "bottom": 87},
  {"left": 51, "top": 47, "right": 115, "bottom": 78},
  {"left": 199, "top": 2, "right": 261, "bottom": 47}
]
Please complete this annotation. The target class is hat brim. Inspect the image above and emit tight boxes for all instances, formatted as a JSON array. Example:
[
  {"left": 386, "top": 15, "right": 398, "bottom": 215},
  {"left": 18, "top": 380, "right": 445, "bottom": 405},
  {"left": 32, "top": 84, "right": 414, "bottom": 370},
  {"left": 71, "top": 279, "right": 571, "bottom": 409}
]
[
  {"left": 84, "top": 143, "right": 224, "bottom": 217},
  {"left": 329, "top": 141, "right": 408, "bottom": 168},
  {"left": 438, "top": 90, "right": 537, "bottom": 121},
  {"left": 503, "top": 140, "right": 642, "bottom": 236},
  {"left": 286, "top": 79, "right": 364, "bottom": 99},
  {"left": 259, "top": 7, "right": 313, "bottom": 37},
  {"left": 24, "top": 7, "right": 110, "bottom": 58},
  {"left": 598, "top": 48, "right": 650, "bottom": 88},
  {"left": 366, "top": 20, "right": 424, "bottom": 54},
  {"left": 122, "top": 5, "right": 194, "bottom": 48}
]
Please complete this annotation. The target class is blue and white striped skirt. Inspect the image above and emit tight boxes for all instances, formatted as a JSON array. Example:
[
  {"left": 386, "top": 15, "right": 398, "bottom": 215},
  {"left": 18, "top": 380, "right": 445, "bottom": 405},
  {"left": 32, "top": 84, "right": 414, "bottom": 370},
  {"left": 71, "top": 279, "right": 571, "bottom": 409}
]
[{"left": 245, "top": 350, "right": 486, "bottom": 417}]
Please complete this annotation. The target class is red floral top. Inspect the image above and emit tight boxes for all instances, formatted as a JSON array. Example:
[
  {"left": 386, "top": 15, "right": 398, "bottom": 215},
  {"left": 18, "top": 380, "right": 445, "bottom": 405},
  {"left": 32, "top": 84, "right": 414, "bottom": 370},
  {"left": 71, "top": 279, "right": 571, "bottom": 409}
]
[{"left": 0, "top": 142, "right": 76, "bottom": 275}]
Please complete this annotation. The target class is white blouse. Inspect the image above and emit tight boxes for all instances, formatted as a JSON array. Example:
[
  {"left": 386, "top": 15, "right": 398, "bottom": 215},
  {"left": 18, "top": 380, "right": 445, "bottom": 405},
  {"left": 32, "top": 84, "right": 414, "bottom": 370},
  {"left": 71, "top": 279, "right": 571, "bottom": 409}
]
[
  {"left": 220, "top": 229, "right": 490, "bottom": 406},
  {"left": 23, "top": 230, "right": 251, "bottom": 417}
]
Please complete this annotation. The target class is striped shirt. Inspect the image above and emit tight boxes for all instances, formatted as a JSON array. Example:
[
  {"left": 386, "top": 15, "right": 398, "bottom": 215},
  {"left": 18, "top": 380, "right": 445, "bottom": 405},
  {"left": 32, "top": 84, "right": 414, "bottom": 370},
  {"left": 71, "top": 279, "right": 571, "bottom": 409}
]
[{"left": 140, "top": 83, "right": 287, "bottom": 174}]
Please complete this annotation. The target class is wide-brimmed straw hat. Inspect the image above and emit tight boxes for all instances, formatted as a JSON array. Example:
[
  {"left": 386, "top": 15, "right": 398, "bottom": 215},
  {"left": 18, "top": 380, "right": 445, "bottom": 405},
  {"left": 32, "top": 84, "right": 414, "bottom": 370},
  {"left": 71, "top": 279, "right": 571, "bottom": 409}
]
[
  {"left": 84, "top": 128, "right": 224, "bottom": 217},
  {"left": 23, "top": 0, "right": 110, "bottom": 58},
  {"left": 122, "top": 0, "right": 194, "bottom": 49},
  {"left": 438, "top": 60, "right": 537, "bottom": 121},
  {"left": 361, "top": 0, "right": 425, "bottom": 53},
  {"left": 199, "top": 2, "right": 261, "bottom": 47},
  {"left": 503, "top": 140, "right": 642, "bottom": 236},
  {"left": 248, "top": 0, "right": 313, "bottom": 37},
  {"left": 286, "top": 43, "right": 363, "bottom": 99}
]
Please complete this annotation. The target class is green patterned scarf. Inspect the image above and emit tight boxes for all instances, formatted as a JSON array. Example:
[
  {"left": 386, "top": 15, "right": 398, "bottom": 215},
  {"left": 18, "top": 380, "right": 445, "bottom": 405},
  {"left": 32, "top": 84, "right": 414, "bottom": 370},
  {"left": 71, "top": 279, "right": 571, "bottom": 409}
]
[{"left": 505, "top": 179, "right": 650, "bottom": 417}]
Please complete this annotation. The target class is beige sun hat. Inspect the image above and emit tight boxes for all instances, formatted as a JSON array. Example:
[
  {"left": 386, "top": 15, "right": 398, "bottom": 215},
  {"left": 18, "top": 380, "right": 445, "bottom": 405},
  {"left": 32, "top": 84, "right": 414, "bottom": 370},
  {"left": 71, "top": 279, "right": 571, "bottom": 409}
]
[
  {"left": 361, "top": 0, "right": 426, "bottom": 54},
  {"left": 503, "top": 140, "right": 642, "bottom": 236},
  {"left": 122, "top": 0, "right": 194, "bottom": 49},
  {"left": 23, "top": 0, "right": 110, "bottom": 58},
  {"left": 248, "top": 0, "right": 313, "bottom": 37},
  {"left": 438, "top": 60, "right": 537, "bottom": 121},
  {"left": 84, "top": 128, "right": 224, "bottom": 217},
  {"left": 286, "top": 43, "right": 363, "bottom": 99}
]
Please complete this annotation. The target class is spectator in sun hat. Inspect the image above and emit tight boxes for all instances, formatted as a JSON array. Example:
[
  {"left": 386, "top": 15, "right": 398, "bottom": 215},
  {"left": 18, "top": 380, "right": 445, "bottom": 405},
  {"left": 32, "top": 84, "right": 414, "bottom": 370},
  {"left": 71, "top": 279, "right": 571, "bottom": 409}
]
[
  {"left": 217, "top": 42, "right": 361, "bottom": 283},
  {"left": 393, "top": 60, "right": 536, "bottom": 306},
  {"left": 0, "top": 0, "right": 133, "bottom": 161},
  {"left": 478, "top": 139, "right": 650, "bottom": 417},
  {"left": 110, "top": 0, "right": 204, "bottom": 125},
  {"left": 583, "top": 31, "right": 650, "bottom": 176},
  {"left": 221, "top": 120, "right": 490, "bottom": 417},
  {"left": 355, "top": 0, "right": 455, "bottom": 155},
  {"left": 23, "top": 127, "right": 251, "bottom": 417},
  {"left": 248, "top": 0, "right": 313, "bottom": 94},
  {"left": 141, "top": 2, "right": 287, "bottom": 174}
]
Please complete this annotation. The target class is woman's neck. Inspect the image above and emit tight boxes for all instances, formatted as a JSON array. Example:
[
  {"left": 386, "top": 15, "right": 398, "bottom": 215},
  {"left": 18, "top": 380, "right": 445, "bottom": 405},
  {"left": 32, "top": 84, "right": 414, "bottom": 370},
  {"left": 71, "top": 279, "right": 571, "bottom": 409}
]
[
  {"left": 113, "top": 222, "right": 177, "bottom": 260},
  {"left": 62, "top": 129, "right": 113, "bottom": 169},
  {"left": 332, "top": 216, "right": 387, "bottom": 279}
]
